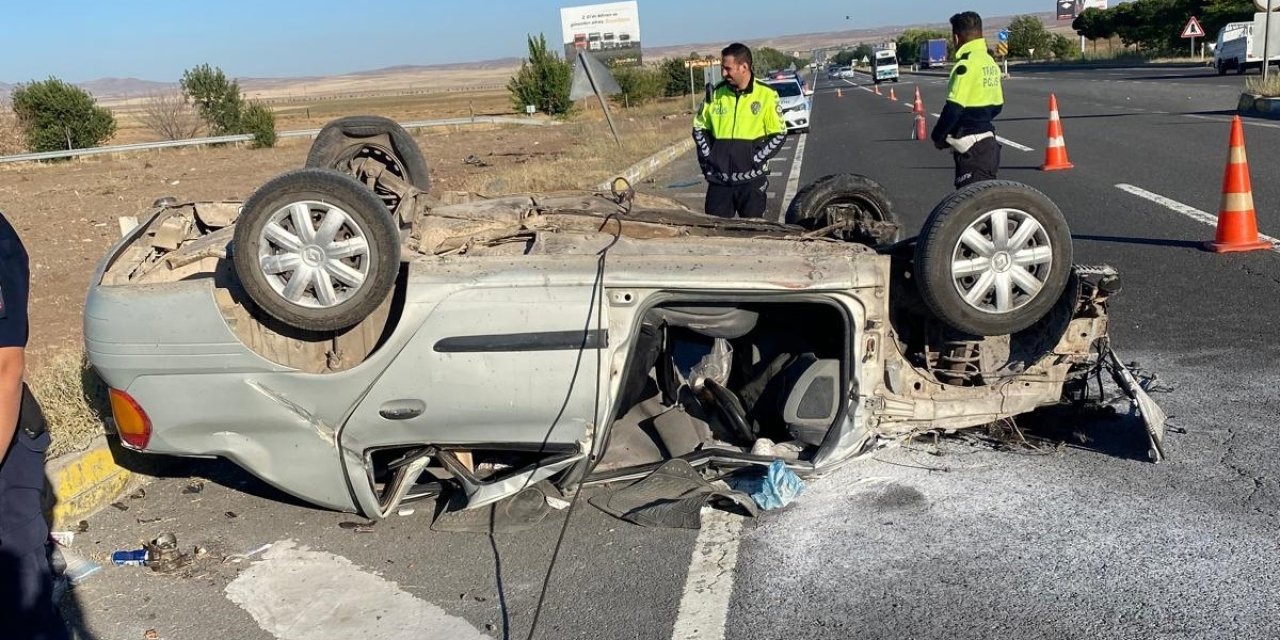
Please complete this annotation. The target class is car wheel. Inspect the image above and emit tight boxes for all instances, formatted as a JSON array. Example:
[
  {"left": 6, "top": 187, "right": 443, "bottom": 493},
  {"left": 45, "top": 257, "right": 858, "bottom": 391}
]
[
  {"left": 1237, "top": 60, "right": 1247, "bottom": 75},
  {"left": 305, "top": 115, "right": 430, "bottom": 213},
  {"left": 232, "top": 168, "right": 402, "bottom": 333},
  {"left": 786, "top": 173, "right": 900, "bottom": 246},
  {"left": 913, "top": 181, "right": 1072, "bottom": 336},
  {"left": 1217, "top": 61, "right": 1227, "bottom": 76}
]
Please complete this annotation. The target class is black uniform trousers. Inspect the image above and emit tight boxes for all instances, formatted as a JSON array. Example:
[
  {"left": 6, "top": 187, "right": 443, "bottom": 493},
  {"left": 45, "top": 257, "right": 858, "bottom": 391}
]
[
  {"left": 952, "top": 137, "right": 1002, "bottom": 189},
  {"left": 705, "top": 177, "right": 769, "bottom": 219},
  {"left": 1, "top": 396, "right": 69, "bottom": 640}
]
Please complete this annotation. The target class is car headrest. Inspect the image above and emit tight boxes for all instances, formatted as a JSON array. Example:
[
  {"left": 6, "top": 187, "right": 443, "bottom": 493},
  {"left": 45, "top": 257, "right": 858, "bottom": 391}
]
[{"left": 782, "top": 358, "right": 842, "bottom": 429}]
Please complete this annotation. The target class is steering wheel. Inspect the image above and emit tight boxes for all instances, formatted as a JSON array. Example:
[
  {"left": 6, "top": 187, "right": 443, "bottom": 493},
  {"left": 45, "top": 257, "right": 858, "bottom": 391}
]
[{"left": 703, "top": 380, "right": 757, "bottom": 444}]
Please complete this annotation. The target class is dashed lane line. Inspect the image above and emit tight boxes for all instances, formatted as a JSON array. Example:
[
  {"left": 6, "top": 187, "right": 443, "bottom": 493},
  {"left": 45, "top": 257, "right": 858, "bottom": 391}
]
[
  {"left": 1114, "top": 183, "right": 1280, "bottom": 255},
  {"left": 669, "top": 510, "right": 745, "bottom": 640}
]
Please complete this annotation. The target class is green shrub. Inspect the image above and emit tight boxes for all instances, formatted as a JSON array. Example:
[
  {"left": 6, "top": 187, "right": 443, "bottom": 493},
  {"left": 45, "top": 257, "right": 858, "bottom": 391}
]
[
  {"left": 508, "top": 34, "right": 573, "bottom": 116},
  {"left": 613, "top": 66, "right": 666, "bottom": 106},
  {"left": 241, "top": 101, "right": 277, "bottom": 148},
  {"left": 11, "top": 78, "right": 116, "bottom": 153}
]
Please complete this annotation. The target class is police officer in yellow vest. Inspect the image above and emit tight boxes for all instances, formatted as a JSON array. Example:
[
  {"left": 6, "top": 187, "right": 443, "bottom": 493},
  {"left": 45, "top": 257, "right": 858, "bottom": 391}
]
[
  {"left": 931, "top": 11, "right": 1004, "bottom": 189},
  {"left": 693, "top": 43, "right": 787, "bottom": 218}
]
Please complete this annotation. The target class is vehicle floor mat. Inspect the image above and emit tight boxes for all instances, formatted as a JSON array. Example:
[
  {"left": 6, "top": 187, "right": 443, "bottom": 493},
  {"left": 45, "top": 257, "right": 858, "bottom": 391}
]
[
  {"left": 430, "top": 487, "right": 550, "bottom": 534},
  {"left": 589, "top": 459, "right": 758, "bottom": 529}
]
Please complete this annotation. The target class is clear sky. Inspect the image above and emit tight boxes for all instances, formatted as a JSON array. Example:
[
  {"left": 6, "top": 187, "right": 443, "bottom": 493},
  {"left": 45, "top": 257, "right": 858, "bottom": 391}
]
[{"left": 1, "top": 0, "right": 1055, "bottom": 83}]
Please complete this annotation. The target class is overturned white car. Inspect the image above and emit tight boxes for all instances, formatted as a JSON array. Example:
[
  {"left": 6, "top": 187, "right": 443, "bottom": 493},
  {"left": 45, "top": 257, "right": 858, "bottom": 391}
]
[{"left": 84, "top": 116, "right": 1166, "bottom": 520}]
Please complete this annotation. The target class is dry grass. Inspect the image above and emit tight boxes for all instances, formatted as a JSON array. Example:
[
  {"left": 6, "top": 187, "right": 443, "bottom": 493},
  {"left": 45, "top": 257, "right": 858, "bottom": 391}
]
[
  {"left": 109, "top": 88, "right": 516, "bottom": 145},
  {"left": 1246, "top": 74, "right": 1280, "bottom": 98},
  {"left": 456, "top": 99, "right": 691, "bottom": 193},
  {"left": 26, "top": 349, "right": 111, "bottom": 459}
]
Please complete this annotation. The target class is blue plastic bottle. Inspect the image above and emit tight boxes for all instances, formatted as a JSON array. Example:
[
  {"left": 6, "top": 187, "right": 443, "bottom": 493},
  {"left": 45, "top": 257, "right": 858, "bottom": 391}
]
[{"left": 111, "top": 549, "right": 148, "bottom": 566}]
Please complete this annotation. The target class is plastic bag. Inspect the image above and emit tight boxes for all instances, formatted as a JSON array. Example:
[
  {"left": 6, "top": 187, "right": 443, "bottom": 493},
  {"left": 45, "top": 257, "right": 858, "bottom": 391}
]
[{"left": 732, "top": 459, "right": 806, "bottom": 511}]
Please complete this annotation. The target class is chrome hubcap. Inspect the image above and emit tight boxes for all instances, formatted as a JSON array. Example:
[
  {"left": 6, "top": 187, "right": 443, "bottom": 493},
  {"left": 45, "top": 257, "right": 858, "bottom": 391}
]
[
  {"left": 950, "top": 208, "right": 1053, "bottom": 315},
  {"left": 258, "top": 201, "right": 370, "bottom": 309}
]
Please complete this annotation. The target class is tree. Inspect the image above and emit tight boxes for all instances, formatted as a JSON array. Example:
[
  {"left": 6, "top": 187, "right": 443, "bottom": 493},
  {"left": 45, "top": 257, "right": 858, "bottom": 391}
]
[
  {"left": 754, "top": 47, "right": 802, "bottom": 73},
  {"left": 507, "top": 34, "right": 573, "bottom": 116},
  {"left": 240, "top": 102, "right": 277, "bottom": 148},
  {"left": 180, "top": 64, "right": 243, "bottom": 135},
  {"left": 831, "top": 50, "right": 857, "bottom": 66},
  {"left": 852, "top": 44, "right": 874, "bottom": 63},
  {"left": 1073, "top": 7, "right": 1115, "bottom": 52},
  {"left": 659, "top": 54, "right": 705, "bottom": 97},
  {"left": 10, "top": 77, "right": 116, "bottom": 153},
  {"left": 612, "top": 66, "right": 666, "bottom": 106},
  {"left": 1007, "top": 15, "right": 1052, "bottom": 58},
  {"left": 1050, "top": 33, "right": 1078, "bottom": 60},
  {"left": 139, "top": 91, "right": 203, "bottom": 140}
]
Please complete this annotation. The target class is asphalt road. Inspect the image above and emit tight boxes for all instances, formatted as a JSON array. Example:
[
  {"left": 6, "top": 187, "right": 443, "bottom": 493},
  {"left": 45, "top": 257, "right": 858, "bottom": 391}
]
[{"left": 62, "top": 65, "right": 1280, "bottom": 640}]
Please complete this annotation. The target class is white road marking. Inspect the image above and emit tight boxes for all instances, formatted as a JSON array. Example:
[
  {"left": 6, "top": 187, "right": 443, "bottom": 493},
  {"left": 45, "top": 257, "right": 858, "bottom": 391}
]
[
  {"left": 778, "top": 78, "right": 818, "bottom": 223},
  {"left": 1185, "top": 113, "right": 1280, "bottom": 130},
  {"left": 1114, "top": 183, "right": 1280, "bottom": 254},
  {"left": 670, "top": 510, "right": 745, "bottom": 640},
  {"left": 225, "top": 540, "right": 489, "bottom": 640}
]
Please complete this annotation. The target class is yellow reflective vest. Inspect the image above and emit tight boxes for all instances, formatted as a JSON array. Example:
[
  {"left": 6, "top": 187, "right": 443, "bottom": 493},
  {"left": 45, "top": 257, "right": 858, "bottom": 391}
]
[
  {"left": 931, "top": 38, "right": 1004, "bottom": 146},
  {"left": 693, "top": 79, "right": 787, "bottom": 185}
]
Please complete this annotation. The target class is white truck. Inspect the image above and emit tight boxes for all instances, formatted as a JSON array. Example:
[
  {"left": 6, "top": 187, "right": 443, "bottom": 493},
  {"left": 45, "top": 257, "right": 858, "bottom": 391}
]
[
  {"left": 872, "top": 47, "right": 899, "bottom": 84},
  {"left": 1214, "top": 13, "right": 1280, "bottom": 75}
]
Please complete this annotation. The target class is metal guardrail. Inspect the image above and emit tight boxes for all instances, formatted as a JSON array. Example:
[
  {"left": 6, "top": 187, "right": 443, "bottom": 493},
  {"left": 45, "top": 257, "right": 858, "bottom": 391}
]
[{"left": 0, "top": 115, "right": 555, "bottom": 165}]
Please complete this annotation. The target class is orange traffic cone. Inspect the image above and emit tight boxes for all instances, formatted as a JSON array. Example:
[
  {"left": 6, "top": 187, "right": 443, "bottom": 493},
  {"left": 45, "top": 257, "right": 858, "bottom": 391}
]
[
  {"left": 837, "top": 87, "right": 843, "bottom": 98},
  {"left": 911, "top": 89, "right": 927, "bottom": 141},
  {"left": 1206, "top": 116, "right": 1272, "bottom": 253},
  {"left": 874, "top": 84, "right": 881, "bottom": 96},
  {"left": 889, "top": 87, "right": 897, "bottom": 101},
  {"left": 1040, "top": 94, "right": 1074, "bottom": 171}
]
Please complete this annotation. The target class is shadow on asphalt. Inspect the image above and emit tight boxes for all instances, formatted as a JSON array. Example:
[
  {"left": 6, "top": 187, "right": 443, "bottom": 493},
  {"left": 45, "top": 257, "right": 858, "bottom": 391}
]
[
  {"left": 1074, "top": 234, "right": 1205, "bottom": 250},
  {"left": 110, "top": 449, "right": 320, "bottom": 512},
  {"left": 1019, "top": 405, "right": 1158, "bottom": 463}
]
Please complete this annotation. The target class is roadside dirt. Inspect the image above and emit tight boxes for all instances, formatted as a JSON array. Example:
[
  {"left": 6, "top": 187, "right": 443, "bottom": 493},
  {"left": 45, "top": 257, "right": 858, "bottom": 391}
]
[{"left": 0, "top": 104, "right": 689, "bottom": 368}]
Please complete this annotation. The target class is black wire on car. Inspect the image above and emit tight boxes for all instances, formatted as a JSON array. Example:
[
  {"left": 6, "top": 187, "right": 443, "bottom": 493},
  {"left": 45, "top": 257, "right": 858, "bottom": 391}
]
[{"left": 524, "top": 212, "right": 623, "bottom": 640}]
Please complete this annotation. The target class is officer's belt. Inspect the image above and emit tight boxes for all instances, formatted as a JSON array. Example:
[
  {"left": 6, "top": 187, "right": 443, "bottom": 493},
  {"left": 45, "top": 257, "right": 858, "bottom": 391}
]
[{"left": 945, "top": 131, "right": 995, "bottom": 154}]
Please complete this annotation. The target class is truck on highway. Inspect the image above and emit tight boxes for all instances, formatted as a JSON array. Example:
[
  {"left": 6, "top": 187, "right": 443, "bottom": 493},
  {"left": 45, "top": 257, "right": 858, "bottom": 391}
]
[
  {"left": 872, "top": 47, "right": 899, "bottom": 84},
  {"left": 917, "top": 38, "right": 949, "bottom": 69},
  {"left": 1214, "top": 14, "right": 1280, "bottom": 75}
]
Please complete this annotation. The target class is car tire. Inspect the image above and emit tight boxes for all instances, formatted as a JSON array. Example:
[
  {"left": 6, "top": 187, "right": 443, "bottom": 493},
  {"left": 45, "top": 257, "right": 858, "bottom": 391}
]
[
  {"left": 1217, "top": 61, "right": 1227, "bottom": 76},
  {"left": 913, "top": 181, "right": 1072, "bottom": 337},
  {"left": 233, "top": 168, "right": 402, "bottom": 333},
  {"left": 305, "top": 115, "right": 430, "bottom": 211},
  {"left": 786, "top": 173, "right": 900, "bottom": 246}
]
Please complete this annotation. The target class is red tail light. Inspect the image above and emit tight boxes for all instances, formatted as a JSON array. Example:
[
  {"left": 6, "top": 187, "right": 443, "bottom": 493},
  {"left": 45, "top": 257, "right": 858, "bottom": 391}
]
[{"left": 109, "top": 389, "right": 152, "bottom": 449}]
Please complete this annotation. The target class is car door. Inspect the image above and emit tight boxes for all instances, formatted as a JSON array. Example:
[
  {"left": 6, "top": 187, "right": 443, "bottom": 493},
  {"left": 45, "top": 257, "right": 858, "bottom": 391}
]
[{"left": 342, "top": 260, "right": 604, "bottom": 504}]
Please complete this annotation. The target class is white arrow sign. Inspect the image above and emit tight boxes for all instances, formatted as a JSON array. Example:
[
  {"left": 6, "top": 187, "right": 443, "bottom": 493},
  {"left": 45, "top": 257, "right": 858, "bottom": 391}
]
[{"left": 1182, "top": 16, "right": 1206, "bottom": 39}]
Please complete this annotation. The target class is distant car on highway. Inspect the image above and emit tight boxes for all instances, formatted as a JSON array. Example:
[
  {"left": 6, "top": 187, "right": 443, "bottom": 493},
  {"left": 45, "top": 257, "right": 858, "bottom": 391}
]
[
  {"left": 838, "top": 66, "right": 856, "bottom": 80},
  {"left": 764, "top": 77, "right": 811, "bottom": 134}
]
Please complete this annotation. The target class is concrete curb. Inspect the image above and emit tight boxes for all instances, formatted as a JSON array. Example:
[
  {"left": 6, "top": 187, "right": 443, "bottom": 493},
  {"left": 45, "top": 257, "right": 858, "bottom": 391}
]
[
  {"left": 45, "top": 436, "right": 132, "bottom": 528},
  {"left": 596, "top": 137, "right": 695, "bottom": 191},
  {"left": 1238, "top": 93, "right": 1280, "bottom": 121}
]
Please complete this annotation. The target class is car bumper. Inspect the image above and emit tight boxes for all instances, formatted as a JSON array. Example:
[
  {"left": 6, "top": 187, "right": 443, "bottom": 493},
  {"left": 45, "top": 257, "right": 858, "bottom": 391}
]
[{"left": 783, "top": 110, "right": 810, "bottom": 131}]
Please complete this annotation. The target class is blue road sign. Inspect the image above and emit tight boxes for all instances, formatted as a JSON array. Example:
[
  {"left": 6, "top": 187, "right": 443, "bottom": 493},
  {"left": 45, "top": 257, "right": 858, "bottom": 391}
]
[{"left": 998, "top": 29, "right": 1009, "bottom": 43}]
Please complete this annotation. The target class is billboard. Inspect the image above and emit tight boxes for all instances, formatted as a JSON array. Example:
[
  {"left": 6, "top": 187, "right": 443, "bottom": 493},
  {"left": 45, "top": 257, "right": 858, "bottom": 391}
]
[
  {"left": 1058, "top": 0, "right": 1108, "bottom": 20},
  {"left": 561, "top": 1, "right": 642, "bottom": 67}
]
